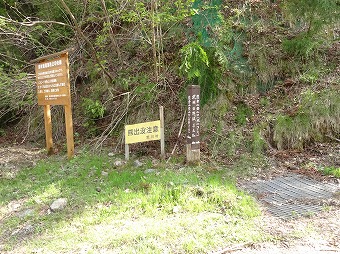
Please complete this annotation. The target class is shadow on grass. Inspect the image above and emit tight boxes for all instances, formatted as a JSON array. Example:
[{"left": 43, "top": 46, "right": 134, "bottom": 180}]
[{"left": 0, "top": 151, "right": 262, "bottom": 252}]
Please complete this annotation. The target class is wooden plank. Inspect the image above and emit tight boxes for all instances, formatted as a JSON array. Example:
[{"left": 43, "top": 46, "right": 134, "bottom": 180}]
[
  {"left": 35, "top": 54, "right": 70, "bottom": 106},
  {"left": 43, "top": 105, "right": 53, "bottom": 155},
  {"left": 64, "top": 104, "right": 74, "bottom": 159},
  {"left": 160, "top": 106, "right": 165, "bottom": 159},
  {"left": 63, "top": 52, "right": 74, "bottom": 159}
]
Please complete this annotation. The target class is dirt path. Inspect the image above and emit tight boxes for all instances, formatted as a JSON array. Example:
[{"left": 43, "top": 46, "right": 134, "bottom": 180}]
[
  {"left": 225, "top": 209, "right": 339, "bottom": 254},
  {"left": 0, "top": 145, "right": 46, "bottom": 179}
]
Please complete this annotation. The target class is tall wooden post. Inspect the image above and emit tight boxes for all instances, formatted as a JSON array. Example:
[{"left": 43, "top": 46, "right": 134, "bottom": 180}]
[
  {"left": 186, "top": 85, "right": 200, "bottom": 164},
  {"left": 63, "top": 53, "right": 74, "bottom": 159},
  {"left": 160, "top": 105, "right": 165, "bottom": 160},
  {"left": 64, "top": 104, "right": 74, "bottom": 159},
  {"left": 125, "top": 125, "right": 130, "bottom": 161},
  {"left": 43, "top": 105, "right": 53, "bottom": 155}
]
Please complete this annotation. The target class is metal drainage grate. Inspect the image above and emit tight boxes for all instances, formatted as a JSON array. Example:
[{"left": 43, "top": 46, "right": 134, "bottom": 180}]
[{"left": 243, "top": 174, "right": 340, "bottom": 219}]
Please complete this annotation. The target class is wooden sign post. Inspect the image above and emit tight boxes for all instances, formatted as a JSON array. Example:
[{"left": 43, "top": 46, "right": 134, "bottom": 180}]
[
  {"left": 32, "top": 49, "right": 74, "bottom": 159},
  {"left": 187, "top": 85, "right": 200, "bottom": 164},
  {"left": 125, "top": 106, "right": 165, "bottom": 160}
]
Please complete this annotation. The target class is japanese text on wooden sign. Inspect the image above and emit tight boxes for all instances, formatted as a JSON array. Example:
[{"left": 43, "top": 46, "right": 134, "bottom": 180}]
[
  {"left": 187, "top": 86, "right": 200, "bottom": 150},
  {"left": 125, "top": 120, "right": 161, "bottom": 144},
  {"left": 34, "top": 55, "right": 70, "bottom": 105}
]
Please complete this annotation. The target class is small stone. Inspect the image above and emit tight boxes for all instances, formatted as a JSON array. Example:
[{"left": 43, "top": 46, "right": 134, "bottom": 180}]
[
  {"left": 101, "top": 171, "right": 108, "bottom": 177},
  {"left": 144, "top": 168, "right": 156, "bottom": 174},
  {"left": 134, "top": 160, "right": 143, "bottom": 167},
  {"left": 173, "top": 205, "right": 181, "bottom": 213},
  {"left": 96, "top": 187, "right": 101, "bottom": 192},
  {"left": 8, "top": 201, "right": 21, "bottom": 212},
  {"left": 114, "top": 160, "right": 124, "bottom": 167},
  {"left": 50, "top": 198, "right": 67, "bottom": 212},
  {"left": 12, "top": 224, "right": 34, "bottom": 236},
  {"left": 22, "top": 224, "right": 34, "bottom": 234},
  {"left": 108, "top": 152, "right": 114, "bottom": 157},
  {"left": 17, "top": 209, "right": 34, "bottom": 218}
]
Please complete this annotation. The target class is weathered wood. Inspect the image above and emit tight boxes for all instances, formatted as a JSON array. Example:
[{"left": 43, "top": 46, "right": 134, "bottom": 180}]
[
  {"left": 43, "top": 105, "right": 53, "bottom": 155},
  {"left": 160, "top": 105, "right": 165, "bottom": 160},
  {"left": 64, "top": 104, "right": 74, "bottom": 159},
  {"left": 34, "top": 51, "right": 74, "bottom": 159},
  {"left": 35, "top": 54, "right": 70, "bottom": 106},
  {"left": 186, "top": 85, "right": 200, "bottom": 164},
  {"left": 63, "top": 52, "right": 74, "bottom": 159},
  {"left": 186, "top": 144, "right": 200, "bottom": 165}
]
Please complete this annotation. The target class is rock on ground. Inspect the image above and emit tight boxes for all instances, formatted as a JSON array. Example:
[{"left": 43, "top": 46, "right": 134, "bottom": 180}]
[{"left": 50, "top": 198, "right": 67, "bottom": 212}]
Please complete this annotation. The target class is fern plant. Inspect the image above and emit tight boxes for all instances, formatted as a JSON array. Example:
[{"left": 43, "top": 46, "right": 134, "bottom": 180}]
[
  {"left": 179, "top": 41, "right": 209, "bottom": 80},
  {"left": 180, "top": 42, "right": 224, "bottom": 105}
]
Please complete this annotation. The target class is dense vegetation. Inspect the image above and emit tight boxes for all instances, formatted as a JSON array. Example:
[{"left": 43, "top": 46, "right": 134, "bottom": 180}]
[{"left": 0, "top": 0, "right": 339, "bottom": 157}]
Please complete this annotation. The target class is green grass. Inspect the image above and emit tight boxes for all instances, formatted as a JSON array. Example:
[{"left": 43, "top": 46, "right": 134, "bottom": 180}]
[
  {"left": 0, "top": 152, "right": 268, "bottom": 253},
  {"left": 319, "top": 166, "right": 340, "bottom": 178}
]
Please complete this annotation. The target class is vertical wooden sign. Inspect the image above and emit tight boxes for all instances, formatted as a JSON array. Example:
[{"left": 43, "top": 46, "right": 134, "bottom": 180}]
[
  {"left": 32, "top": 49, "right": 74, "bottom": 159},
  {"left": 187, "top": 85, "right": 200, "bottom": 163}
]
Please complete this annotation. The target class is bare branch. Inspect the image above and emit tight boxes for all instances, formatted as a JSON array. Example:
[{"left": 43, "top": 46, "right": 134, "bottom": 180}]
[
  {"left": 99, "top": 0, "right": 122, "bottom": 63},
  {"left": 0, "top": 15, "right": 71, "bottom": 28},
  {"left": 59, "top": 0, "right": 115, "bottom": 83}
]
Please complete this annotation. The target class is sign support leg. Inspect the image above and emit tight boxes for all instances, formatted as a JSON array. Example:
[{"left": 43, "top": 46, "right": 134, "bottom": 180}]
[
  {"left": 64, "top": 104, "right": 74, "bottom": 159},
  {"left": 160, "top": 106, "right": 165, "bottom": 160},
  {"left": 125, "top": 144, "right": 129, "bottom": 160},
  {"left": 44, "top": 105, "right": 54, "bottom": 155}
]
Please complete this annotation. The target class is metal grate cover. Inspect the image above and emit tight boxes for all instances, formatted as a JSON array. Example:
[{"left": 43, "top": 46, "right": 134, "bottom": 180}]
[{"left": 243, "top": 174, "right": 340, "bottom": 219}]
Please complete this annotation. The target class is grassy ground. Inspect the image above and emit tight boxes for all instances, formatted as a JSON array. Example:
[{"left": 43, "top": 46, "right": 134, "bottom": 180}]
[{"left": 0, "top": 151, "right": 269, "bottom": 253}]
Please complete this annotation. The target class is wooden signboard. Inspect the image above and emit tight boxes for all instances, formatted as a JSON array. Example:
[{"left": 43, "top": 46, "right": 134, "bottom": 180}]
[
  {"left": 125, "top": 120, "right": 161, "bottom": 144},
  {"left": 35, "top": 55, "right": 70, "bottom": 105},
  {"left": 32, "top": 49, "right": 74, "bottom": 159},
  {"left": 125, "top": 106, "right": 165, "bottom": 160},
  {"left": 187, "top": 85, "right": 200, "bottom": 163}
]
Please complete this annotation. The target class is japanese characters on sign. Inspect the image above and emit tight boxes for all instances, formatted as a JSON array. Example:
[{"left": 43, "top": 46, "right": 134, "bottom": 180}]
[
  {"left": 125, "top": 120, "right": 161, "bottom": 144},
  {"left": 187, "top": 86, "right": 200, "bottom": 150},
  {"left": 35, "top": 55, "right": 70, "bottom": 105}
]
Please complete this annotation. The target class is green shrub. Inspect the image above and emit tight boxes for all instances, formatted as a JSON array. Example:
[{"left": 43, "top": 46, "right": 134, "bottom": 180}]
[
  {"left": 319, "top": 167, "right": 340, "bottom": 178},
  {"left": 81, "top": 98, "right": 106, "bottom": 136},
  {"left": 82, "top": 98, "right": 105, "bottom": 120}
]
